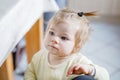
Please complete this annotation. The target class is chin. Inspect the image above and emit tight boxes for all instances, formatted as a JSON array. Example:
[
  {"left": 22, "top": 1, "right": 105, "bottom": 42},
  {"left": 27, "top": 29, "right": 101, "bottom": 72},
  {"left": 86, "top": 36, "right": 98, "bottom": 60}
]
[{"left": 50, "top": 49, "right": 58, "bottom": 53}]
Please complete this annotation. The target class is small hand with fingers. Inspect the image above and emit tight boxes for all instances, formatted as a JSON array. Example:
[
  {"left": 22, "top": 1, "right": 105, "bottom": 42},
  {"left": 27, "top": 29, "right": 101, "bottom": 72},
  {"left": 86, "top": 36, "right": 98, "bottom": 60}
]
[{"left": 67, "top": 64, "right": 95, "bottom": 76}]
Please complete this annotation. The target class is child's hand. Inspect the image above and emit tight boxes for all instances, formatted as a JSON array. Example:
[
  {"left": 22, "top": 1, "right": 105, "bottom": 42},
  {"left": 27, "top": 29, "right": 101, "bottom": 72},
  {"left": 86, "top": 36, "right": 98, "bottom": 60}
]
[{"left": 67, "top": 64, "right": 93, "bottom": 76}]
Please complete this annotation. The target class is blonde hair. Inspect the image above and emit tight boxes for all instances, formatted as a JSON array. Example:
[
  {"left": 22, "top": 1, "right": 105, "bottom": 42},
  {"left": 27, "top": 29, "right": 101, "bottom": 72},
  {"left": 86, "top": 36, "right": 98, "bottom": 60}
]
[{"left": 46, "top": 8, "right": 96, "bottom": 53}]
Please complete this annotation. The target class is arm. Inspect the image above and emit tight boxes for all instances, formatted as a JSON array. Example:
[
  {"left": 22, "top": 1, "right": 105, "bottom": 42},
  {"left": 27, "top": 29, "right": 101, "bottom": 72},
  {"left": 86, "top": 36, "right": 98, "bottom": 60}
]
[
  {"left": 24, "top": 50, "right": 43, "bottom": 80},
  {"left": 24, "top": 61, "right": 37, "bottom": 80},
  {"left": 94, "top": 65, "right": 110, "bottom": 80}
]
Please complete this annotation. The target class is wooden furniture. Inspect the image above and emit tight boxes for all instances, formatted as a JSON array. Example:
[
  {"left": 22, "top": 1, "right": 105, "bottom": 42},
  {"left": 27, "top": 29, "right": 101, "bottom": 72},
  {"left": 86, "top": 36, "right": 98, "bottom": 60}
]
[
  {"left": 26, "top": 17, "right": 43, "bottom": 63},
  {"left": 0, "top": 17, "right": 43, "bottom": 80},
  {"left": 0, "top": 54, "right": 14, "bottom": 80}
]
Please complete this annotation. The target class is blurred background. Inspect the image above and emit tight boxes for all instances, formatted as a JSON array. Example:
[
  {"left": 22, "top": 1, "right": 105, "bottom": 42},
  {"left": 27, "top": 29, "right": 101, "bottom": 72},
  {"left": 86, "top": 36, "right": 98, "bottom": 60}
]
[{"left": 0, "top": 0, "right": 120, "bottom": 80}]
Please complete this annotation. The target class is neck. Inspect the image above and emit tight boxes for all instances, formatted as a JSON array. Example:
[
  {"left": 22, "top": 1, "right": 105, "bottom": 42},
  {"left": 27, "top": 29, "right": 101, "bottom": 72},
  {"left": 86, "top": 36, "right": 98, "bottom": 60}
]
[{"left": 48, "top": 53, "right": 70, "bottom": 65}]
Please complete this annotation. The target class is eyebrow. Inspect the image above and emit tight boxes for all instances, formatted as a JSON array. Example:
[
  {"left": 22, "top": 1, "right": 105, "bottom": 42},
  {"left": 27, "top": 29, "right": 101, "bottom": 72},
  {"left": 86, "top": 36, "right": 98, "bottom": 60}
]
[
  {"left": 62, "top": 32, "right": 70, "bottom": 37},
  {"left": 49, "top": 28, "right": 54, "bottom": 31}
]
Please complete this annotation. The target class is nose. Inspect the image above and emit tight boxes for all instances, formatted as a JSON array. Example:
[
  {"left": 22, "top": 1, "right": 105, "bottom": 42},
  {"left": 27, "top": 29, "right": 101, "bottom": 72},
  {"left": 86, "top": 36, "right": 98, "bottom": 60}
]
[{"left": 51, "top": 37, "right": 59, "bottom": 44}]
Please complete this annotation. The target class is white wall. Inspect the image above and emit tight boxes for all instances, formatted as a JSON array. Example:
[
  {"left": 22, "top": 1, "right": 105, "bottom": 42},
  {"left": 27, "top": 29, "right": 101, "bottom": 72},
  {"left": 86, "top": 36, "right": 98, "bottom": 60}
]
[{"left": 67, "top": 0, "right": 120, "bottom": 16}]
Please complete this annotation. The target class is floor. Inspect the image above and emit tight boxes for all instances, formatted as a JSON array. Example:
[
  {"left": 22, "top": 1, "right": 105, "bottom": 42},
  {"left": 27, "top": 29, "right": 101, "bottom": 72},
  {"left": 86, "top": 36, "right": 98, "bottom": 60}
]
[
  {"left": 14, "top": 16, "right": 120, "bottom": 80},
  {"left": 81, "top": 16, "right": 120, "bottom": 80}
]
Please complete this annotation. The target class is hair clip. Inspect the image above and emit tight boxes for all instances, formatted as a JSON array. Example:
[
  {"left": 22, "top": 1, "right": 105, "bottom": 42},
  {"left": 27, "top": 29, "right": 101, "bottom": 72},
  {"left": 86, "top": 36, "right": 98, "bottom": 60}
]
[{"left": 77, "top": 12, "right": 84, "bottom": 17}]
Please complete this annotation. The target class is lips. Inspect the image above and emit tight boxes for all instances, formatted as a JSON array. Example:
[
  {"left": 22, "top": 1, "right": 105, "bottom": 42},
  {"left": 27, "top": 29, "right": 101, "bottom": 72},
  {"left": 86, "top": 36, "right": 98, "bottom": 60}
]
[{"left": 48, "top": 45, "right": 58, "bottom": 50}]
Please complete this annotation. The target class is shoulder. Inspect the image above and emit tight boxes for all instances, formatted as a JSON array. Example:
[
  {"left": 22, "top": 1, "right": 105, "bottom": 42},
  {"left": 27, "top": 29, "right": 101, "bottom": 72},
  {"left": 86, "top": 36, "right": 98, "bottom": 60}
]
[
  {"left": 73, "top": 52, "right": 93, "bottom": 64},
  {"left": 31, "top": 48, "right": 47, "bottom": 64}
]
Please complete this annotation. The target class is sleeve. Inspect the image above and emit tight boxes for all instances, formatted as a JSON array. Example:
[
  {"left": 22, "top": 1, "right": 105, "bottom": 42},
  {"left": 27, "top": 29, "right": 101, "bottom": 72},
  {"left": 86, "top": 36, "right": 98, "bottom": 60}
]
[
  {"left": 80, "top": 55, "right": 110, "bottom": 80},
  {"left": 24, "top": 50, "right": 43, "bottom": 80},
  {"left": 94, "top": 65, "right": 110, "bottom": 80},
  {"left": 24, "top": 60, "right": 36, "bottom": 80}
]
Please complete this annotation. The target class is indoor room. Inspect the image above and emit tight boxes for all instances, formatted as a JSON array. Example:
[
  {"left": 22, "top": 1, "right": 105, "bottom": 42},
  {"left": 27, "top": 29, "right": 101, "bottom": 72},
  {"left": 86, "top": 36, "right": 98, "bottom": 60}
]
[{"left": 0, "top": 0, "right": 120, "bottom": 80}]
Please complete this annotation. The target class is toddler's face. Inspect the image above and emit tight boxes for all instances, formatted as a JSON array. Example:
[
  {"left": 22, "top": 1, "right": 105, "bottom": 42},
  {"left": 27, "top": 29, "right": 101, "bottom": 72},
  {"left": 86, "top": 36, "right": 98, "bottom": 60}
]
[{"left": 44, "top": 22, "right": 79, "bottom": 57}]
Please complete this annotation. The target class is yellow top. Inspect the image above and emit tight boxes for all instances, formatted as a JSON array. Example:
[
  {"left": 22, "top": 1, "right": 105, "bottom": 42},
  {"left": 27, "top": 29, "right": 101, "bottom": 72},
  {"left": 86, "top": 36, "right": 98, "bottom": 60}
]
[{"left": 24, "top": 49, "right": 110, "bottom": 80}]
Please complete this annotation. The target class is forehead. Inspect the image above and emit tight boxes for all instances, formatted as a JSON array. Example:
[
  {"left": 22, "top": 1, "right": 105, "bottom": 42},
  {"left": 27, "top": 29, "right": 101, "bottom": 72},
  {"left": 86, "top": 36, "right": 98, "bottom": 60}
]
[
  {"left": 51, "top": 21, "right": 79, "bottom": 33},
  {"left": 52, "top": 21, "right": 79, "bottom": 30}
]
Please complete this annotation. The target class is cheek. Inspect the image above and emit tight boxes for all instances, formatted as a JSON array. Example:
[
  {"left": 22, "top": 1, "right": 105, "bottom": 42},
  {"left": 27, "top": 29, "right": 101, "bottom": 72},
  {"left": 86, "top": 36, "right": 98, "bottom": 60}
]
[
  {"left": 44, "top": 36, "right": 50, "bottom": 47},
  {"left": 44, "top": 33, "right": 51, "bottom": 42},
  {"left": 44, "top": 39, "right": 47, "bottom": 48},
  {"left": 68, "top": 43, "right": 75, "bottom": 51},
  {"left": 61, "top": 42, "right": 75, "bottom": 53}
]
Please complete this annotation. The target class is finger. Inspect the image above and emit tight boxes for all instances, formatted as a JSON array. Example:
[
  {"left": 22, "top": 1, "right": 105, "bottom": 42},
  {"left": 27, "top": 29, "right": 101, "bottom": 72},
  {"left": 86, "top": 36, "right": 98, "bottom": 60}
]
[
  {"left": 67, "top": 64, "right": 76, "bottom": 76},
  {"left": 79, "top": 65, "right": 90, "bottom": 74},
  {"left": 75, "top": 65, "right": 81, "bottom": 70},
  {"left": 73, "top": 65, "right": 88, "bottom": 75},
  {"left": 73, "top": 65, "right": 83, "bottom": 74}
]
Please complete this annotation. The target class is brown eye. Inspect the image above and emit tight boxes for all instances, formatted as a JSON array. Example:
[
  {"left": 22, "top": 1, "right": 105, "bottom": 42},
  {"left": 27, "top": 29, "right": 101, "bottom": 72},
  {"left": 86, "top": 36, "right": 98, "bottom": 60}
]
[
  {"left": 49, "top": 31, "right": 54, "bottom": 36},
  {"left": 61, "top": 36, "right": 68, "bottom": 40}
]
